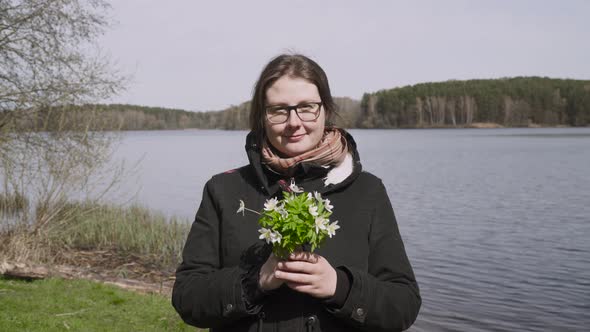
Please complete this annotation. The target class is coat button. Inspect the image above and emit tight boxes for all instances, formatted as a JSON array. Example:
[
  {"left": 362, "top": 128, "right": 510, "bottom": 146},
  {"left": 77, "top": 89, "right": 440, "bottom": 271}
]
[
  {"left": 225, "top": 303, "right": 234, "bottom": 312},
  {"left": 355, "top": 308, "right": 365, "bottom": 316}
]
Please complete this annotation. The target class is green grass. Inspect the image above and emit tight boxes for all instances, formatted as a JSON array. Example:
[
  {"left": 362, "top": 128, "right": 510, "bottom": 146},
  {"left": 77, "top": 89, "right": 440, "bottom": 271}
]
[
  {"left": 0, "top": 191, "right": 28, "bottom": 215},
  {"left": 0, "top": 277, "right": 204, "bottom": 332},
  {"left": 48, "top": 202, "right": 191, "bottom": 269}
]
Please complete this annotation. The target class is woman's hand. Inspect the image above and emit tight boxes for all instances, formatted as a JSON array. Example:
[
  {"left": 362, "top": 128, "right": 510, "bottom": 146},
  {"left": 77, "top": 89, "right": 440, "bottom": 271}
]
[
  {"left": 259, "top": 253, "right": 285, "bottom": 291},
  {"left": 274, "top": 252, "right": 337, "bottom": 299}
]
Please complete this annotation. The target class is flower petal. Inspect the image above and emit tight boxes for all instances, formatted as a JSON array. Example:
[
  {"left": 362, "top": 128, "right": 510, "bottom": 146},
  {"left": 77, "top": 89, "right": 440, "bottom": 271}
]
[
  {"left": 264, "top": 197, "right": 279, "bottom": 211},
  {"left": 237, "top": 200, "right": 245, "bottom": 215},
  {"left": 309, "top": 205, "right": 319, "bottom": 217},
  {"left": 324, "top": 199, "right": 333, "bottom": 213},
  {"left": 289, "top": 179, "right": 304, "bottom": 193}
]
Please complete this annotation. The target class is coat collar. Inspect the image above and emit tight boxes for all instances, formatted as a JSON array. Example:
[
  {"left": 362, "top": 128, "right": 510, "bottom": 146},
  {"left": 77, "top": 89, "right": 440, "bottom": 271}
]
[{"left": 245, "top": 129, "right": 362, "bottom": 196}]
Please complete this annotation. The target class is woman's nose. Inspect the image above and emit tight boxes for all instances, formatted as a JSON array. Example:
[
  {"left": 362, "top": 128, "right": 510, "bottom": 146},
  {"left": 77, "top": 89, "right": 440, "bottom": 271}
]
[{"left": 286, "top": 109, "right": 302, "bottom": 127}]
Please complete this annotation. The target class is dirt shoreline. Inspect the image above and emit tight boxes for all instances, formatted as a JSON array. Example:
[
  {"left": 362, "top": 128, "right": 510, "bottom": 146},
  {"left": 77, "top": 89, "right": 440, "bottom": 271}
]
[{"left": 1, "top": 248, "right": 175, "bottom": 296}]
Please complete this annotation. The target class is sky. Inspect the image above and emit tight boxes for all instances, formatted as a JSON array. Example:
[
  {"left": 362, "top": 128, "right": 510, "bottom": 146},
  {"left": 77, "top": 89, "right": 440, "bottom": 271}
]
[{"left": 98, "top": 0, "right": 590, "bottom": 111}]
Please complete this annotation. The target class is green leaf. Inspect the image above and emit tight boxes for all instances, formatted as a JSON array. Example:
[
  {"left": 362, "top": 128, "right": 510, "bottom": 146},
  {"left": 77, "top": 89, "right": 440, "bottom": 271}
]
[{"left": 256, "top": 190, "right": 338, "bottom": 256}]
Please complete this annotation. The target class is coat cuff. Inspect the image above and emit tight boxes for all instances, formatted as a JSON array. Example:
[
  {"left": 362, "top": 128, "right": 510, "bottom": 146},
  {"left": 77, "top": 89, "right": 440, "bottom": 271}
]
[
  {"left": 215, "top": 267, "right": 250, "bottom": 320},
  {"left": 323, "top": 267, "right": 352, "bottom": 309},
  {"left": 324, "top": 266, "right": 368, "bottom": 325},
  {"left": 239, "top": 242, "right": 273, "bottom": 312},
  {"left": 241, "top": 262, "right": 269, "bottom": 311}
]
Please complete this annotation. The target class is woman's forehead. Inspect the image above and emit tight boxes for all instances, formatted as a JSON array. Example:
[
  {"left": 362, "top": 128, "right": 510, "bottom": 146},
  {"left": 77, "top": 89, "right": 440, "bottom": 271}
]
[{"left": 265, "top": 76, "right": 320, "bottom": 104}]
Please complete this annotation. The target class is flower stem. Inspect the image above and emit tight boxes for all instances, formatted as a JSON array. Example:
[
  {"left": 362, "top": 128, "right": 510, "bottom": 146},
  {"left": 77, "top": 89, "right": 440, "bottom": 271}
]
[{"left": 244, "top": 207, "right": 261, "bottom": 215}]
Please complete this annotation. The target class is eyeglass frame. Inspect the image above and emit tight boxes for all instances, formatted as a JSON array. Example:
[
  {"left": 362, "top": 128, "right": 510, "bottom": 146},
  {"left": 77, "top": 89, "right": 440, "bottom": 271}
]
[{"left": 264, "top": 102, "right": 323, "bottom": 124}]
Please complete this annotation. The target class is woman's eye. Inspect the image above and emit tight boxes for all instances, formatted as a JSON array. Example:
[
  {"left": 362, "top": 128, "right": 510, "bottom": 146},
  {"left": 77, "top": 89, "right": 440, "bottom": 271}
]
[
  {"left": 298, "top": 104, "right": 313, "bottom": 112},
  {"left": 271, "top": 108, "right": 288, "bottom": 115}
]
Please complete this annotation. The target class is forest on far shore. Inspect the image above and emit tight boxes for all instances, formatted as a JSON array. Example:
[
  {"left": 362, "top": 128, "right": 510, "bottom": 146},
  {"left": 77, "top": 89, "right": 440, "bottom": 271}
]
[{"left": 12, "top": 77, "right": 589, "bottom": 131}]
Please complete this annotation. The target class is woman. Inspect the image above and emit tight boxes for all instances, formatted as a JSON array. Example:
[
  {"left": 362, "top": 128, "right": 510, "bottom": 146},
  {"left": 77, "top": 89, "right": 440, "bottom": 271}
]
[{"left": 172, "top": 54, "right": 421, "bottom": 331}]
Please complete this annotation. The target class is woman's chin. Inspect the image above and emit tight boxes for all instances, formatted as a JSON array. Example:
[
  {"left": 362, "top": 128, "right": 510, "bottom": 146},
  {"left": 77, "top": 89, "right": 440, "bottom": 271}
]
[{"left": 280, "top": 142, "right": 313, "bottom": 157}]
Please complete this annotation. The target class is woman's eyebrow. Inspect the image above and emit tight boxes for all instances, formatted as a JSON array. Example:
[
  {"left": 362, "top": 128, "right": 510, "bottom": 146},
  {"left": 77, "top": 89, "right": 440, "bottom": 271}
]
[{"left": 267, "top": 101, "right": 317, "bottom": 107}]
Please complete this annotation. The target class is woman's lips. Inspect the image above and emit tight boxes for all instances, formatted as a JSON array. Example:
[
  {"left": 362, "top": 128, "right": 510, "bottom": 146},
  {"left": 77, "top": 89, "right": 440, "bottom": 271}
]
[{"left": 285, "top": 134, "right": 305, "bottom": 142}]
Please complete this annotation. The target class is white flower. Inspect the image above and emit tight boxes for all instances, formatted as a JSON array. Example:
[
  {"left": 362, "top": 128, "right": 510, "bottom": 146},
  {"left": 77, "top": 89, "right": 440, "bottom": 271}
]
[
  {"left": 289, "top": 179, "right": 303, "bottom": 193},
  {"left": 259, "top": 228, "right": 282, "bottom": 244},
  {"left": 309, "top": 205, "right": 319, "bottom": 217},
  {"left": 313, "top": 191, "right": 323, "bottom": 202},
  {"left": 314, "top": 216, "right": 329, "bottom": 234},
  {"left": 258, "top": 227, "right": 272, "bottom": 243},
  {"left": 276, "top": 205, "right": 289, "bottom": 219},
  {"left": 306, "top": 192, "right": 313, "bottom": 201},
  {"left": 323, "top": 198, "right": 333, "bottom": 213},
  {"left": 264, "top": 197, "right": 279, "bottom": 211},
  {"left": 237, "top": 200, "right": 245, "bottom": 215},
  {"left": 326, "top": 220, "right": 340, "bottom": 238},
  {"left": 270, "top": 230, "right": 282, "bottom": 244}
]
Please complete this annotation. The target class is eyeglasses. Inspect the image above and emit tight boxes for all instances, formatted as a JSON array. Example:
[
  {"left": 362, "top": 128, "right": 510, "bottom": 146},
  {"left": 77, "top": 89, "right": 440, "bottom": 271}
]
[{"left": 265, "top": 102, "right": 322, "bottom": 124}]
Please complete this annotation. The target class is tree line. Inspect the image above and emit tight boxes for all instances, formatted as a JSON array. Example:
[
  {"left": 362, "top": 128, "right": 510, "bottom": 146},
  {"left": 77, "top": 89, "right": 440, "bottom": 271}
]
[
  {"left": 17, "top": 97, "right": 361, "bottom": 131},
  {"left": 359, "top": 77, "right": 590, "bottom": 128},
  {"left": 6, "top": 77, "right": 588, "bottom": 132}
]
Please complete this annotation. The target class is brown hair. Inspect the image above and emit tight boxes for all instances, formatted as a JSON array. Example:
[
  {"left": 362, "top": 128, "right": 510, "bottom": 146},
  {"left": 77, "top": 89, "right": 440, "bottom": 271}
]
[{"left": 250, "top": 54, "right": 337, "bottom": 143}]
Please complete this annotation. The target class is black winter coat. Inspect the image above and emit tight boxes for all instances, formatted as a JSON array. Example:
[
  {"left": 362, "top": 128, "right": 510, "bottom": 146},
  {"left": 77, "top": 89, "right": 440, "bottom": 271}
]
[{"left": 172, "top": 131, "right": 421, "bottom": 331}]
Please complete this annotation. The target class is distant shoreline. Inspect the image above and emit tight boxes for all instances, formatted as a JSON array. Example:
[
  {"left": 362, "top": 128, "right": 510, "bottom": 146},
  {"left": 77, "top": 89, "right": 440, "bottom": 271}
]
[{"left": 113, "top": 123, "right": 586, "bottom": 132}]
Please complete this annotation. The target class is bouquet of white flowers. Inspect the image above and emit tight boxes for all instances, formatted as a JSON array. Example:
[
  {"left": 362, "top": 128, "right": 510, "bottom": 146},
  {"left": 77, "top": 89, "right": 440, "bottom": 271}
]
[{"left": 237, "top": 183, "right": 340, "bottom": 258}]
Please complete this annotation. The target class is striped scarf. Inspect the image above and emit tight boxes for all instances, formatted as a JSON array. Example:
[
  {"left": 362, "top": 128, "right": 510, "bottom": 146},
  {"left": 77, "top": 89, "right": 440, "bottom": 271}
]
[{"left": 261, "top": 128, "right": 348, "bottom": 175}]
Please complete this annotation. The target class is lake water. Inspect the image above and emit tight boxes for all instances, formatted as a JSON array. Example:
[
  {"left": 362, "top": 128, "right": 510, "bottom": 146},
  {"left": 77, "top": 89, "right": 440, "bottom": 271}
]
[{"left": 112, "top": 128, "right": 590, "bottom": 331}]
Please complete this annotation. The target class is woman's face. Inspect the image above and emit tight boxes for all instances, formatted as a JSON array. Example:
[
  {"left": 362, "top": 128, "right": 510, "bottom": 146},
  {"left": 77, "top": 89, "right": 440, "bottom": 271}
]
[{"left": 264, "top": 76, "right": 325, "bottom": 157}]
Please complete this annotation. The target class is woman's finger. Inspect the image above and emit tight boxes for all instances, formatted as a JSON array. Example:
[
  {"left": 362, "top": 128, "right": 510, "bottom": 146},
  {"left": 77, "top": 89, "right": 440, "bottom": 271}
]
[
  {"left": 274, "top": 270, "right": 314, "bottom": 284},
  {"left": 277, "top": 260, "right": 316, "bottom": 274},
  {"left": 289, "top": 251, "right": 319, "bottom": 263}
]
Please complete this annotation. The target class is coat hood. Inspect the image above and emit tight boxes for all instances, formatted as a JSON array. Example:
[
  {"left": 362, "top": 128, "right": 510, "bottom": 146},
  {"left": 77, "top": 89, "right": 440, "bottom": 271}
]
[{"left": 244, "top": 129, "right": 363, "bottom": 196}]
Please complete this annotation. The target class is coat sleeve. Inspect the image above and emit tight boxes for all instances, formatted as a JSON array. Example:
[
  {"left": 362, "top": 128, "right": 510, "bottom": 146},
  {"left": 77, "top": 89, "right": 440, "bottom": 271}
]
[
  {"left": 325, "top": 180, "right": 421, "bottom": 331},
  {"left": 172, "top": 180, "right": 258, "bottom": 328}
]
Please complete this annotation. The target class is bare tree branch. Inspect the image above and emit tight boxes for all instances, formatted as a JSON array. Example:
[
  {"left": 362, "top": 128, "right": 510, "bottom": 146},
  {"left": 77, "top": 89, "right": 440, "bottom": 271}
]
[{"left": 1, "top": 0, "right": 127, "bottom": 234}]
